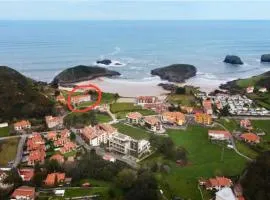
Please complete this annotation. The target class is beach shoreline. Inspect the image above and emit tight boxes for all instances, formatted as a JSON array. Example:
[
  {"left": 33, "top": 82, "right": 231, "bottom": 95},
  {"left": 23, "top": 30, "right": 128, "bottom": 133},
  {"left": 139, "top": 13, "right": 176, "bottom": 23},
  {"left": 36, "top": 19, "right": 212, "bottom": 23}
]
[{"left": 59, "top": 75, "right": 223, "bottom": 97}]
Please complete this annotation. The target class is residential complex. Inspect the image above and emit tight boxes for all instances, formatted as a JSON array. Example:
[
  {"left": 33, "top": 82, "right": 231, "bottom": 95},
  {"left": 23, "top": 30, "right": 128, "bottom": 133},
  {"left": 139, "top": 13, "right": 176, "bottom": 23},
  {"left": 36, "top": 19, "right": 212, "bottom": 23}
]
[
  {"left": 14, "top": 120, "right": 31, "bottom": 131},
  {"left": 194, "top": 113, "right": 212, "bottom": 125},
  {"left": 70, "top": 94, "right": 91, "bottom": 104},
  {"left": 108, "top": 132, "right": 150, "bottom": 158},
  {"left": 161, "top": 112, "right": 186, "bottom": 126},
  {"left": 45, "top": 116, "right": 64, "bottom": 129}
]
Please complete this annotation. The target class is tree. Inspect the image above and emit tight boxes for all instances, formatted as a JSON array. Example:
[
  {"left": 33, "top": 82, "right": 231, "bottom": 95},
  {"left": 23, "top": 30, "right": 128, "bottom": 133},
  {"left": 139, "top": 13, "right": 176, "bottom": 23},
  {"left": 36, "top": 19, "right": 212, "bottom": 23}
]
[
  {"left": 241, "top": 151, "right": 270, "bottom": 200},
  {"left": 115, "top": 169, "right": 137, "bottom": 189},
  {"left": 44, "top": 159, "right": 63, "bottom": 173},
  {"left": 125, "top": 171, "right": 159, "bottom": 200},
  {"left": 4, "top": 168, "right": 22, "bottom": 188}
]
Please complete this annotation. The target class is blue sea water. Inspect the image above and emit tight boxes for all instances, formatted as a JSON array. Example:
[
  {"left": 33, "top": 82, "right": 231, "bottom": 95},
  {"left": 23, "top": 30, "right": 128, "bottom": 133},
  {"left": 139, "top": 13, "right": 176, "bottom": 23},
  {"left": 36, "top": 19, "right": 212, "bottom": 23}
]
[{"left": 0, "top": 20, "right": 270, "bottom": 84}]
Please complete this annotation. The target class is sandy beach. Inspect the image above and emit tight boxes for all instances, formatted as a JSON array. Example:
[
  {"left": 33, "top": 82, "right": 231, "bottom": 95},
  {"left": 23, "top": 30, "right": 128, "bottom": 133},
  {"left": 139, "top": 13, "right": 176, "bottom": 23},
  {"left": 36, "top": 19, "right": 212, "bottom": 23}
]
[
  {"left": 59, "top": 76, "right": 223, "bottom": 97},
  {"left": 60, "top": 77, "right": 170, "bottom": 97}
]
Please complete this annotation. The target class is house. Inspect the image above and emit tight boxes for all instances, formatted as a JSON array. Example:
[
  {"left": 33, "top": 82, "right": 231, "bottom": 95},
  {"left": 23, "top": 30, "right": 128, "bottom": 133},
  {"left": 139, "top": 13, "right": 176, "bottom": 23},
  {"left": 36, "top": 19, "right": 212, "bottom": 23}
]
[
  {"left": 136, "top": 96, "right": 158, "bottom": 104},
  {"left": 28, "top": 149, "right": 46, "bottom": 166},
  {"left": 143, "top": 103, "right": 169, "bottom": 113},
  {"left": 108, "top": 132, "right": 150, "bottom": 158},
  {"left": 11, "top": 186, "right": 35, "bottom": 200},
  {"left": 14, "top": 120, "right": 31, "bottom": 131},
  {"left": 54, "top": 137, "right": 69, "bottom": 147},
  {"left": 59, "top": 141, "right": 77, "bottom": 154},
  {"left": 50, "top": 154, "right": 65, "bottom": 164},
  {"left": 259, "top": 87, "right": 267, "bottom": 93},
  {"left": 162, "top": 112, "right": 186, "bottom": 126},
  {"left": 195, "top": 113, "right": 212, "bottom": 125},
  {"left": 246, "top": 86, "right": 254, "bottom": 94},
  {"left": 80, "top": 124, "right": 116, "bottom": 146},
  {"left": 71, "top": 94, "right": 91, "bottom": 104},
  {"left": 59, "top": 129, "right": 70, "bottom": 138},
  {"left": 143, "top": 116, "right": 163, "bottom": 132},
  {"left": 215, "top": 100, "right": 223, "bottom": 110},
  {"left": 126, "top": 112, "right": 143, "bottom": 124},
  {"left": 240, "top": 133, "right": 260, "bottom": 144},
  {"left": 27, "top": 133, "right": 45, "bottom": 151},
  {"left": 203, "top": 99, "right": 213, "bottom": 115},
  {"left": 18, "top": 168, "right": 34, "bottom": 182},
  {"left": 201, "top": 176, "right": 233, "bottom": 191},
  {"left": 44, "top": 173, "right": 66, "bottom": 186},
  {"left": 56, "top": 95, "right": 66, "bottom": 104},
  {"left": 208, "top": 130, "right": 231, "bottom": 141},
  {"left": 46, "top": 131, "right": 58, "bottom": 141},
  {"left": 240, "top": 119, "right": 252, "bottom": 130},
  {"left": 215, "top": 187, "right": 236, "bottom": 200},
  {"left": 45, "top": 116, "right": 63, "bottom": 129}
]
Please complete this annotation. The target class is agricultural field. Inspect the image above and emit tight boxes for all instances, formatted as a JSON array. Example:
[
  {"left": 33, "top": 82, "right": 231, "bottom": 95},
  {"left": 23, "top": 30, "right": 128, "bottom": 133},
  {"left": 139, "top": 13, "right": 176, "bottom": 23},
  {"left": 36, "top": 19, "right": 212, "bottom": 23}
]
[
  {"left": 0, "top": 126, "right": 10, "bottom": 137},
  {"left": 0, "top": 138, "right": 19, "bottom": 166},
  {"left": 113, "top": 123, "right": 150, "bottom": 140},
  {"left": 110, "top": 103, "right": 156, "bottom": 119},
  {"left": 142, "top": 126, "right": 247, "bottom": 199}
]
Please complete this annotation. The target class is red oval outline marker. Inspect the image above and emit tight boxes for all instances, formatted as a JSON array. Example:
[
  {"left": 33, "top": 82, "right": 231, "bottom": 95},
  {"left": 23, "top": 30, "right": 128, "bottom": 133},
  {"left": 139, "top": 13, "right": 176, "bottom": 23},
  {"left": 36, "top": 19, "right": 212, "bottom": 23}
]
[{"left": 67, "top": 84, "right": 102, "bottom": 113}]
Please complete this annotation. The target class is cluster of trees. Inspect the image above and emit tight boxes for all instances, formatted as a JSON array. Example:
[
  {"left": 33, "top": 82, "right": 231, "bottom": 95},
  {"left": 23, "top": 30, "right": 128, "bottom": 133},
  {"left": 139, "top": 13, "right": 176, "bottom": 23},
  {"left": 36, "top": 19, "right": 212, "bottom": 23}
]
[
  {"left": 64, "top": 111, "right": 98, "bottom": 128},
  {"left": 149, "top": 135, "right": 188, "bottom": 162},
  {"left": 241, "top": 151, "right": 270, "bottom": 200}
]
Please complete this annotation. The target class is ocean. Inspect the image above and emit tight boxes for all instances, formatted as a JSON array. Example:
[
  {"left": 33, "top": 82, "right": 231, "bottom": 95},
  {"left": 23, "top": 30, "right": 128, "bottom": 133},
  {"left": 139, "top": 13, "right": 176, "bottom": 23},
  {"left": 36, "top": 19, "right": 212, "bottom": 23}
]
[{"left": 0, "top": 20, "right": 270, "bottom": 86}]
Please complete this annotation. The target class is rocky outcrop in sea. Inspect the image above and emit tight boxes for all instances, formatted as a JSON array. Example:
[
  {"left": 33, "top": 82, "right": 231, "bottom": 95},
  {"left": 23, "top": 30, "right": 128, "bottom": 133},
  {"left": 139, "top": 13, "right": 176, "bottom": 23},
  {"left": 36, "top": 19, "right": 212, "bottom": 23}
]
[{"left": 223, "top": 55, "right": 243, "bottom": 65}]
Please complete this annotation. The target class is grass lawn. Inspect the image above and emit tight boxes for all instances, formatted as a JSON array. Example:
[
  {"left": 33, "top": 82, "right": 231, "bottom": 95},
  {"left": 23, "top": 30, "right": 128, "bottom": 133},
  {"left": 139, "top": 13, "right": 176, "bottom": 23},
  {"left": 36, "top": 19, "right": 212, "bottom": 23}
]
[
  {"left": 0, "top": 126, "right": 10, "bottom": 137},
  {"left": 252, "top": 120, "right": 270, "bottom": 150},
  {"left": 110, "top": 103, "right": 142, "bottom": 113},
  {"left": 113, "top": 123, "right": 150, "bottom": 140},
  {"left": 0, "top": 138, "right": 19, "bottom": 166},
  {"left": 101, "top": 92, "right": 118, "bottom": 104},
  {"left": 143, "top": 126, "right": 247, "bottom": 199},
  {"left": 110, "top": 102, "right": 156, "bottom": 119},
  {"left": 235, "top": 140, "right": 258, "bottom": 159},
  {"left": 65, "top": 187, "right": 109, "bottom": 198},
  {"left": 236, "top": 75, "right": 263, "bottom": 88},
  {"left": 95, "top": 113, "right": 112, "bottom": 123},
  {"left": 217, "top": 118, "right": 240, "bottom": 132},
  {"left": 167, "top": 94, "right": 196, "bottom": 106}
]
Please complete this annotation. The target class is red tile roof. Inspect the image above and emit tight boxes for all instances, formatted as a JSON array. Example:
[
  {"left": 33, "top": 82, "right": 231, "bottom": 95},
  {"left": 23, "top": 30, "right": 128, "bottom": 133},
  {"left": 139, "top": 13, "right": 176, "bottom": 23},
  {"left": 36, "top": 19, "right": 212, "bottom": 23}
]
[
  {"left": 11, "top": 186, "right": 35, "bottom": 199},
  {"left": 18, "top": 168, "right": 34, "bottom": 182},
  {"left": 162, "top": 112, "right": 185, "bottom": 123},
  {"left": 240, "top": 133, "right": 260, "bottom": 143},
  {"left": 59, "top": 141, "right": 76, "bottom": 154},
  {"left": 45, "top": 173, "right": 65, "bottom": 186},
  {"left": 126, "top": 112, "right": 143, "bottom": 120},
  {"left": 50, "top": 154, "right": 65, "bottom": 164},
  {"left": 208, "top": 176, "right": 232, "bottom": 188},
  {"left": 144, "top": 116, "right": 160, "bottom": 126},
  {"left": 46, "top": 131, "right": 57, "bottom": 141},
  {"left": 14, "top": 120, "right": 31, "bottom": 128}
]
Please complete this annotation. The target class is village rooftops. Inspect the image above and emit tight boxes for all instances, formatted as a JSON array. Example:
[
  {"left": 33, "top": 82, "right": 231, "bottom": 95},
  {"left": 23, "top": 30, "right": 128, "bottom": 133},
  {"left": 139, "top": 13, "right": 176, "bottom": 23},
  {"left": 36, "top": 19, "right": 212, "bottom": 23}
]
[
  {"left": 70, "top": 94, "right": 91, "bottom": 104},
  {"left": 240, "top": 133, "right": 260, "bottom": 143},
  {"left": 50, "top": 154, "right": 65, "bottom": 164},
  {"left": 11, "top": 186, "right": 35, "bottom": 200},
  {"left": 205, "top": 176, "right": 233, "bottom": 189},
  {"left": 59, "top": 141, "right": 77, "bottom": 154},
  {"left": 208, "top": 130, "right": 231, "bottom": 139},
  {"left": 144, "top": 116, "right": 160, "bottom": 126},
  {"left": 44, "top": 173, "right": 66, "bottom": 186},
  {"left": 126, "top": 112, "right": 143, "bottom": 120},
  {"left": 46, "top": 131, "right": 57, "bottom": 141},
  {"left": 97, "top": 123, "right": 117, "bottom": 134},
  {"left": 246, "top": 86, "right": 254, "bottom": 94},
  {"left": 136, "top": 96, "right": 158, "bottom": 104},
  {"left": 18, "top": 168, "right": 34, "bottom": 182},
  {"left": 14, "top": 120, "right": 31, "bottom": 130},
  {"left": 81, "top": 124, "right": 116, "bottom": 141}
]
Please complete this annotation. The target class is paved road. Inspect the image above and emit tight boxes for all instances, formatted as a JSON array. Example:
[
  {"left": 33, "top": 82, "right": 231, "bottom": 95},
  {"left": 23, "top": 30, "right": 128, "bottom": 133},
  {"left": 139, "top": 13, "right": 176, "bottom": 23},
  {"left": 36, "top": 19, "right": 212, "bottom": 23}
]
[
  {"left": 12, "top": 135, "right": 27, "bottom": 167},
  {"left": 214, "top": 122, "right": 252, "bottom": 161},
  {"left": 222, "top": 116, "right": 270, "bottom": 120},
  {"left": 0, "top": 135, "right": 21, "bottom": 141}
]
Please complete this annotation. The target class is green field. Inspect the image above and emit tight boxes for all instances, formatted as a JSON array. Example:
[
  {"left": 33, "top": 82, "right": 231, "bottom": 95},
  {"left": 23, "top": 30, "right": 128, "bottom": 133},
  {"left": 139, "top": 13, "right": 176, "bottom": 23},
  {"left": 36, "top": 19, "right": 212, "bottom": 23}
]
[
  {"left": 167, "top": 94, "right": 196, "bottom": 106},
  {"left": 0, "top": 138, "right": 19, "bottom": 166},
  {"left": 0, "top": 126, "right": 10, "bottom": 137},
  {"left": 236, "top": 75, "right": 263, "bottom": 88},
  {"left": 217, "top": 118, "right": 240, "bottom": 132},
  {"left": 235, "top": 140, "right": 258, "bottom": 159},
  {"left": 113, "top": 123, "right": 150, "bottom": 140},
  {"left": 110, "top": 103, "right": 156, "bottom": 119},
  {"left": 96, "top": 113, "right": 112, "bottom": 123},
  {"left": 252, "top": 120, "right": 270, "bottom": 150},
  {"left": 142, "top": 126, "right": 247, "bottom": 199}
]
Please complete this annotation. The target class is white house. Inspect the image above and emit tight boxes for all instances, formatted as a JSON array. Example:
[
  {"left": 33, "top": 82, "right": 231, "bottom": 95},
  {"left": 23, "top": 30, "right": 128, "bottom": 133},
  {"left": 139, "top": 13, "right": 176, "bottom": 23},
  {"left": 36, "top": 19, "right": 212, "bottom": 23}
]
[
  {"left": 208, "top": 130, "right": 231, "bottom": 141},
  {"left": 216, "top": 187, "right": 236, "bottom": 200}
]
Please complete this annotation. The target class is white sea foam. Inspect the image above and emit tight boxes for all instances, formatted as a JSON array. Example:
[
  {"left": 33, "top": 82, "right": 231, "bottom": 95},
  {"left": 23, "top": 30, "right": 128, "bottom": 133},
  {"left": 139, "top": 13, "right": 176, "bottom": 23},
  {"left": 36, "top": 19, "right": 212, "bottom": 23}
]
[{"left": 93, "top": 60, "right": 126, "bottom": 67}]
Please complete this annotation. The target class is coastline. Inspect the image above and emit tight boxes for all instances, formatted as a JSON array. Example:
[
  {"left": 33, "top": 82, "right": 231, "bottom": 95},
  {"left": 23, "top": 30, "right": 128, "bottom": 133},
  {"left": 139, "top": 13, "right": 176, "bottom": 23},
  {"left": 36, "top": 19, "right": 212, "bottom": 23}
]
[
  {"left": 58, "top": 75, "right": 225, "bottom": 97},
  {"left": 59, "top": 77, "right": 171, "bottom": 97}
]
